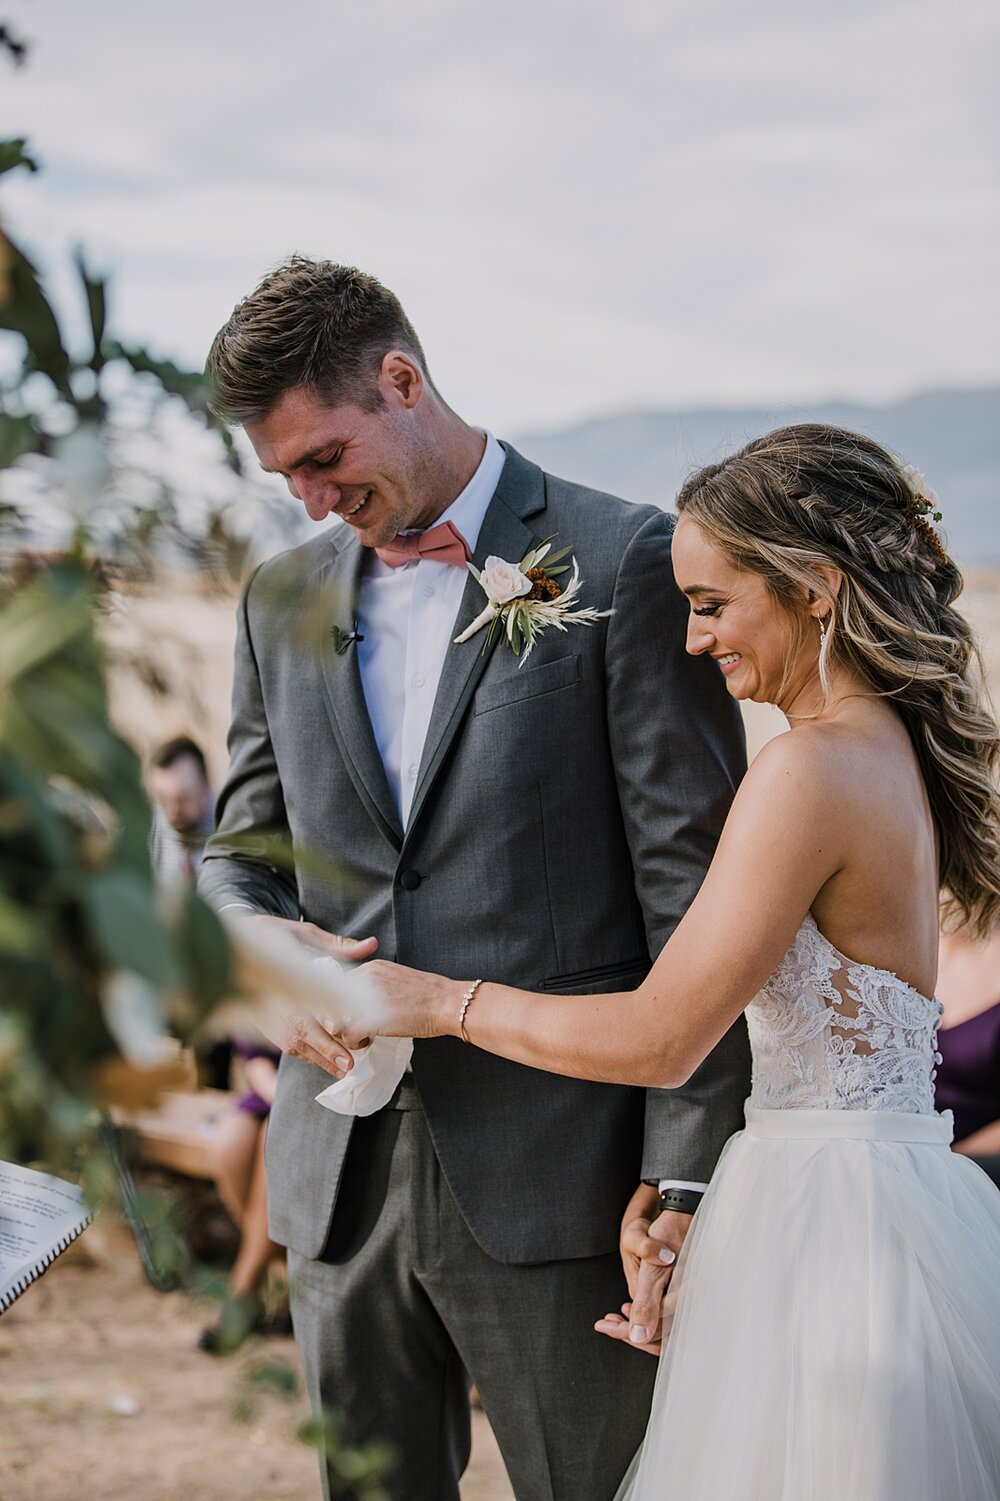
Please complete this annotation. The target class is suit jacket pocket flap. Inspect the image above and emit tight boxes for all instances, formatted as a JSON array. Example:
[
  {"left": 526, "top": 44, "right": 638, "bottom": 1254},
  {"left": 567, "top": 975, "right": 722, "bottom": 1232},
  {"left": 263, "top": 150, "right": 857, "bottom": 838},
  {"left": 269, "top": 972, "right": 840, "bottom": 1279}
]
[
  {"left": 474, "top": 652, "right": 581, "bottom": 715},
  {"left": 541, "top": 957, "right": 650, "bottom": 994}
]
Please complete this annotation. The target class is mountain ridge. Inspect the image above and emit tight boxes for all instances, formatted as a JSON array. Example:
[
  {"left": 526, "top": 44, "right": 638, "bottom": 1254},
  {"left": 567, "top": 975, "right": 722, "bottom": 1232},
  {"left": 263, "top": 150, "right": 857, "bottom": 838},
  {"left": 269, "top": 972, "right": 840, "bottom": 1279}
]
[{"left": 512, "top": 386, "right": 999, "bottom": 565}]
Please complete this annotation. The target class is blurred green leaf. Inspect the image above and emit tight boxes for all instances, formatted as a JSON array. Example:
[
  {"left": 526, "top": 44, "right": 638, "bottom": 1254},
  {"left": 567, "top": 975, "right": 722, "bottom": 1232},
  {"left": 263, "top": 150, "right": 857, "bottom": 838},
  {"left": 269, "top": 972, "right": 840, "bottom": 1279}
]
[
  {"left": 299, "top": 1408, "right": 396, "bottom": 1497},
  {"left": 0, "top": 30, "right": 29, "bottom": 68},
  {"left": 83, "top": 868, "right": 182, "bottom": 987},
  {"left": 0, "top": 138, "right": 37, "bottom": 176},
  {"left": 0, "top": 753, "right": 76, "bottom": 869},
  {"left": 247, "top": 1361, "right": 299, "bottom": 1397},
  {"left": 222, "top": 826, "right": 354, "bottom": 899},
  {"left": 0, "top": 237, "right": 72, "bottom": 394},
  {"left": 218, "top": 423, "right": 243, "bottom": 473},
  {"left": 0, "top": 410, "right": 40, "bottom": 468},
  {"left": 0, "top": 890, "right": 39, "bottom": 954},
  {"left": 173, "top": 882, "right": 232, "bottom": 1013},
  {"left": 106, "top": 340, "right": 213, "bottom": 416},
  {"left": 0, "top": 572, "right": 93, "bottom": 689},
  {"left": 73, "top": 248, "right": 107, "bottom": 373}
]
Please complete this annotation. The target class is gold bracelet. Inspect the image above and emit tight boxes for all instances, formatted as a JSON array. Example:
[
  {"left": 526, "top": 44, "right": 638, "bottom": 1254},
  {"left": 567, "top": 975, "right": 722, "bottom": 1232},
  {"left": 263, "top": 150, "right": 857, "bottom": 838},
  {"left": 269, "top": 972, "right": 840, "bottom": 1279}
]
[{"left": 458, "top": 979, "right": 483, "bottom": 1043}]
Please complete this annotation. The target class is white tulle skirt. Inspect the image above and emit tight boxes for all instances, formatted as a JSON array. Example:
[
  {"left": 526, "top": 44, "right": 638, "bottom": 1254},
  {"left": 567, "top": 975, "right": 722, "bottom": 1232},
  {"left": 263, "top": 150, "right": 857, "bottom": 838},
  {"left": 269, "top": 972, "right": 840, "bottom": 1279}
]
[{"left": 616, "top": 1107, "right": 1000, "bottom": 1501}]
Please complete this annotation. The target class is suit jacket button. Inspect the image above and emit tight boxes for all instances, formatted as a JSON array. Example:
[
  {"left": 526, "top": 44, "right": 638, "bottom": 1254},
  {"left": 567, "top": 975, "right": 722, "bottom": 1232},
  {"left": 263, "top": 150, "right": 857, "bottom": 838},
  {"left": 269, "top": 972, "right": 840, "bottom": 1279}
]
[{"left": 399, "top": 869, "right": 422, "bottom": 890}]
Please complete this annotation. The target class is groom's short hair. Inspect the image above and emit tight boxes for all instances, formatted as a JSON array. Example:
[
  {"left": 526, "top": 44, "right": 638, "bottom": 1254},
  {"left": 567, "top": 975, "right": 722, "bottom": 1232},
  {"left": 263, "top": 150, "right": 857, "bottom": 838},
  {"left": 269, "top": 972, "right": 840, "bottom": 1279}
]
[{"left": 206, "top": 257, "right": 429, "bottom": 425}]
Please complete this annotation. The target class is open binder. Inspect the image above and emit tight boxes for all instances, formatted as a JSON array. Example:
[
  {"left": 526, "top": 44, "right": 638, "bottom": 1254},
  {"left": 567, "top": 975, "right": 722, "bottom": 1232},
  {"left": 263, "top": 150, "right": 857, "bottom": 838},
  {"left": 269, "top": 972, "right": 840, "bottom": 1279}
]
[{"left": 0, "top": 1159, "right": 92, "bottom": 1314}]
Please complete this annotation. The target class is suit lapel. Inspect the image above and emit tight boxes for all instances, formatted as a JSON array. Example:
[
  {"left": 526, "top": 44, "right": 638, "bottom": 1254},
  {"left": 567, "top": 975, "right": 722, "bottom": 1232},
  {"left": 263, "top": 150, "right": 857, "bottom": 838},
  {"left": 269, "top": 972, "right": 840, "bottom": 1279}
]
[
  {"left": 315, "top": 530, "right": 404, "bottom": 848},
  {"left": 405, "top": 446, "right": 546, "bottom": 840}
]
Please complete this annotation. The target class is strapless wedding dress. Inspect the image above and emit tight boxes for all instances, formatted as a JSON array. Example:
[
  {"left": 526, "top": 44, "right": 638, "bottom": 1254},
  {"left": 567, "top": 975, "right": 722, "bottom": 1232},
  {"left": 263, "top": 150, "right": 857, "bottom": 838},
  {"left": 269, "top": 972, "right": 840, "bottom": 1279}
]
[{"left": 616, "top": 916, "right": 1000, "bottom": 1501}]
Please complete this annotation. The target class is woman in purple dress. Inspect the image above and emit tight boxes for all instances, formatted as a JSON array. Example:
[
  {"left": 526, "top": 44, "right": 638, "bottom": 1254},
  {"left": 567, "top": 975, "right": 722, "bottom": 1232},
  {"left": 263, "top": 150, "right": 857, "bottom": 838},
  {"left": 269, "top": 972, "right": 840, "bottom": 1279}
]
[
  {"left": 936, "top": 922, "right": 1000, "bottom": 1187},
  {"left": 199, "top": 1041, "right": 288, "bottom": 1352}
]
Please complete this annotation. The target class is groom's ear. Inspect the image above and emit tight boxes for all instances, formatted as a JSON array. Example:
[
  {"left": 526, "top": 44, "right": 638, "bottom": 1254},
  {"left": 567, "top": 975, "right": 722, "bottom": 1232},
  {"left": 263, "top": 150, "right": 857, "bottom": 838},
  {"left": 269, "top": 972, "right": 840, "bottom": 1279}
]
[{"left": 379, "top": 350, "right": 424, "bottom": 409}]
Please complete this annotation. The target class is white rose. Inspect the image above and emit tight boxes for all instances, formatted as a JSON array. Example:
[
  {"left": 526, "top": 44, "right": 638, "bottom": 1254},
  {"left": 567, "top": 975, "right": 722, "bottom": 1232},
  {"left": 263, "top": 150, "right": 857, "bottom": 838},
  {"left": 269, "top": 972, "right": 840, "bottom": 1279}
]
[{"left": 481, "top": 555, "right": 532, "bottom": 606}]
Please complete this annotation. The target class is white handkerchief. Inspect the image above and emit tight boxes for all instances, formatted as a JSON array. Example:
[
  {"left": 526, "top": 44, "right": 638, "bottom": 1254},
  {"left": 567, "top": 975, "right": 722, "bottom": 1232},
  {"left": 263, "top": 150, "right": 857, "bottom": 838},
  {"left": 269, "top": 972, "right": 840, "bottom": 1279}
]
[
  {"left": 308, "top": 956, "right": 413, "bottom": 1117},
  {"left": 314, "top": 1034, "right": 414, "bottom": 1117}
]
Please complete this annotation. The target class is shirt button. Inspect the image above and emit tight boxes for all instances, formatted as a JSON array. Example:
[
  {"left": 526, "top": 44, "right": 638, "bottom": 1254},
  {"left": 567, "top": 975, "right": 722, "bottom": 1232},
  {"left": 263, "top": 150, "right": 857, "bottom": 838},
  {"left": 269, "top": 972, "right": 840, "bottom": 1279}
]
[
  {"left": 412, "top": 673, "right": 426, "bottom": 688},
  {"left": 422, "top": 584, "right": 435, "bottom": 598},
  {"left": 408, "top": 765, "right": 419, "bottom": 779}
]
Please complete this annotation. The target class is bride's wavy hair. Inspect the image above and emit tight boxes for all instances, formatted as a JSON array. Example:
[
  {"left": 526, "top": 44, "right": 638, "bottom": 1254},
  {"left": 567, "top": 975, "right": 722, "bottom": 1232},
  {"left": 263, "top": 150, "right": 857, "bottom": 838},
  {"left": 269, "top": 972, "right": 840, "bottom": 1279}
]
[{"left": 676, "top": 423, "right": 1000, "bottom": 936}]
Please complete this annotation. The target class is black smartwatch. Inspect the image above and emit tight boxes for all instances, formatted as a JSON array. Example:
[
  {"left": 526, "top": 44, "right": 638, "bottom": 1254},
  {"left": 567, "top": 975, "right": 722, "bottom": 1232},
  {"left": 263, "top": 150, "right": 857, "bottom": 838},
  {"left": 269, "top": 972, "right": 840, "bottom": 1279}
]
[{"left": 658, "top": 1186, "right": 703, "bottom": 1216}]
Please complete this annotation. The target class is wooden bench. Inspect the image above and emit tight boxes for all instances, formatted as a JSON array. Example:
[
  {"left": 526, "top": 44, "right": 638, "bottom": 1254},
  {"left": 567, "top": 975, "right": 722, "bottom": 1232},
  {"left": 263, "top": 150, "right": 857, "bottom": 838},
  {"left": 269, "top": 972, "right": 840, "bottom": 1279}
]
[{"left": 113, "top": 1088, "right": 235, "bottom": 1179}]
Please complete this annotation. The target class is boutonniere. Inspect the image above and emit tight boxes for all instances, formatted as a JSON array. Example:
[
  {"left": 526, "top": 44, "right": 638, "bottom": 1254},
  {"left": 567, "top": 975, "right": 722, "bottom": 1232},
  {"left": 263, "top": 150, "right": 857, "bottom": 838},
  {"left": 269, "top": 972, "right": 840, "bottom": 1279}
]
[{"left": 453, "top": 540, "right": 611, "bottom": 665}]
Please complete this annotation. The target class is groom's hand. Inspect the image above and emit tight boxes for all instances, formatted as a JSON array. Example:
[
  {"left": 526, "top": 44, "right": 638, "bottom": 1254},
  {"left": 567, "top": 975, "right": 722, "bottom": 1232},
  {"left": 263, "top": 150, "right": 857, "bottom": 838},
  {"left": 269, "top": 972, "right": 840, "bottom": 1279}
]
[
  {"left": 617, "top": 1183, "right": 692, "bottom": 1347},
  {"left": 231, "top": 914, "right": 378, "bottom": 1076},
  {"left": 594, "top": 1301, "right": 664, "bottom": 1357},
  {"left": 280, "top": 1013, "right": 356, "bottom": 1076},
  {"left": 242, "top": 914, "right": 379, "bottom": 964}
]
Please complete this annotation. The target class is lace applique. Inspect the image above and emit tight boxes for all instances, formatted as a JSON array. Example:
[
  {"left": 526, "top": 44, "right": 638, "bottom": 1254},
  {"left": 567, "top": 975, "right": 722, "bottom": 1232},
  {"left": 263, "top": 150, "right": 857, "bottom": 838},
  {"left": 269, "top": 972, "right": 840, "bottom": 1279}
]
[{"left": 747, "top": 916, "right": 942, "bottom": 1113}]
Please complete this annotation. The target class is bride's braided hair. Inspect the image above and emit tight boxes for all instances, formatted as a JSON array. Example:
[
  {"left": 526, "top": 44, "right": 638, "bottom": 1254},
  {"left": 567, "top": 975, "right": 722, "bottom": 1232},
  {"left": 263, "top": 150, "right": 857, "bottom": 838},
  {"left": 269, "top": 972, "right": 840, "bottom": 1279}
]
[{"left": 676, "top": 423, "right": 1000, "bottom": 936}]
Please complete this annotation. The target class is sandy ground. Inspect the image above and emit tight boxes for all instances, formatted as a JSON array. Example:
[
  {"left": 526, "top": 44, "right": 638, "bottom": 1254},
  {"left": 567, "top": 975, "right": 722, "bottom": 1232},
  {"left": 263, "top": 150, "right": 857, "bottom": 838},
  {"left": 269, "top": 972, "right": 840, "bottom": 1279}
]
[{"left": 0, "top": 1214, "right": 514, "bottom": 1501}]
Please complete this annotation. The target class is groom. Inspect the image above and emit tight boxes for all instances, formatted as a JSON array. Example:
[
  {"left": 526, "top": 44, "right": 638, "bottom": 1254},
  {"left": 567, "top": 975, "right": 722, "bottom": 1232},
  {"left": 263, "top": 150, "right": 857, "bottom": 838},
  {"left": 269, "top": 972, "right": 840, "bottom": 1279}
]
[{"left": 200, "top": 258, "right": 749, "bottom": 1501}]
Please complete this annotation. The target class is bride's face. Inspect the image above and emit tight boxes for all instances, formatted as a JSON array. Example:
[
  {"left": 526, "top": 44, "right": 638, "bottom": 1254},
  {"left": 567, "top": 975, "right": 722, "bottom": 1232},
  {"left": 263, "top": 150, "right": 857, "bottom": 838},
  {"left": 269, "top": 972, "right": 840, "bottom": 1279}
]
[{"left": 672, "top": 515, "right": 815, "bottom": 712}]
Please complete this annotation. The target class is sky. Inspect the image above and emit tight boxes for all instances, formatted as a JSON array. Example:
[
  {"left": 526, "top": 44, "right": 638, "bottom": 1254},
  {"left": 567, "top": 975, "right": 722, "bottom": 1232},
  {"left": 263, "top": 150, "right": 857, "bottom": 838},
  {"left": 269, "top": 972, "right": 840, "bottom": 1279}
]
[{"left": 1, "top": 0, "right": 998, "bottom": 433}]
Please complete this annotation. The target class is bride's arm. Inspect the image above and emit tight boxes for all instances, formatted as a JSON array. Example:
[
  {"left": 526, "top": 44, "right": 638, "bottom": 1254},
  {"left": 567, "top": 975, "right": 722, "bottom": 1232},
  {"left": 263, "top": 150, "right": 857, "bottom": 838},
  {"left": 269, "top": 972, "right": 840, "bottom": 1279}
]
[{"left": 331, "top": 732, "right": 846, "bottom": 1086}]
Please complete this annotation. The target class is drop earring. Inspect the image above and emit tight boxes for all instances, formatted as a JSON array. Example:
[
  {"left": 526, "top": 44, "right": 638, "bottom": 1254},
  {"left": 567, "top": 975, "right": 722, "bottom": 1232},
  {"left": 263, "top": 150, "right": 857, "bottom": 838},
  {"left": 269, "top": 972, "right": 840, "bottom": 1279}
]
[{"left": 818, "top": 616, "right": 828, "bottom": 646}]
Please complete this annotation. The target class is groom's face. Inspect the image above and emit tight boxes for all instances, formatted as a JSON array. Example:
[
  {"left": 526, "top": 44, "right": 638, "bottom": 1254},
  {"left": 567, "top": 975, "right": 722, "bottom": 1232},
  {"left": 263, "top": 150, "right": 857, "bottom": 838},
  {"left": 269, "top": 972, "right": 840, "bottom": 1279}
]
[{"left": 246, "top": 375, "right": 438, "bottom": 548}]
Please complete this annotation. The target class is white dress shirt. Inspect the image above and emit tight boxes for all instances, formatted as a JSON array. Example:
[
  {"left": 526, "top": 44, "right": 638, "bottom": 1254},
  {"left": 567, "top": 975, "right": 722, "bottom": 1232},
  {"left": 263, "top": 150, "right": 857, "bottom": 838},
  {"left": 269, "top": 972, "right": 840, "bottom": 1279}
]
[
  {"left": 356, "top": 432, "right": 505, "bottom": 828},
  {"left": 149, "top": 803, "right": 215, "bottom": 889}
]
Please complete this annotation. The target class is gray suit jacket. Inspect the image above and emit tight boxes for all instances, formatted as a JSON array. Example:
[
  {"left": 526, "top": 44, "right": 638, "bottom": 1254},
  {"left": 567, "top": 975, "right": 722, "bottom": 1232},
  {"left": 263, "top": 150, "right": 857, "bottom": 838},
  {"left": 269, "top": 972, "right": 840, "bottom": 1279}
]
[{"left": 200, "top": 444, "right": 750, "bottom": 1264}]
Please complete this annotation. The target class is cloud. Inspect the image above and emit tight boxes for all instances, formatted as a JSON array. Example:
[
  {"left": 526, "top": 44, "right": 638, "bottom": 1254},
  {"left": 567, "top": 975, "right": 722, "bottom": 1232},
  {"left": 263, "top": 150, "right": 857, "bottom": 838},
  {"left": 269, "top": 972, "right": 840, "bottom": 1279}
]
[{"left": 2, "top": 0, "right": 997, "bottom": 429}]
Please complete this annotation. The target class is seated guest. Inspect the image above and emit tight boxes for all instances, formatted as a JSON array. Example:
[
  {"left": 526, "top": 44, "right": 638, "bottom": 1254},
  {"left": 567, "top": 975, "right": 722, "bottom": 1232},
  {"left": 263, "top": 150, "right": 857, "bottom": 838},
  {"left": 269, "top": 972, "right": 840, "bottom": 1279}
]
[
  {"left": 935, "top": 920, "right": 1000, "bottom": 1188},
  {"left": 199, "top": 1041, "right": 289, "bottom": 1353},
  {"left": 149, "top": 736, "right": 231, "bottom": 1090},
  {"left": 148, "top": 736, "right": 216, "bottom": 888}
]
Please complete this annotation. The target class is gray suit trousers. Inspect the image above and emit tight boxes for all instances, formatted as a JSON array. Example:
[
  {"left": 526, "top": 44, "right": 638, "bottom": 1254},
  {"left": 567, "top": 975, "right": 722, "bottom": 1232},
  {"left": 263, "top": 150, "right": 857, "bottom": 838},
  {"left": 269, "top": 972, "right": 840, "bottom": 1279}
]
[{"left": 289, "top": 1078, "right": 656, "bottom": 1501}]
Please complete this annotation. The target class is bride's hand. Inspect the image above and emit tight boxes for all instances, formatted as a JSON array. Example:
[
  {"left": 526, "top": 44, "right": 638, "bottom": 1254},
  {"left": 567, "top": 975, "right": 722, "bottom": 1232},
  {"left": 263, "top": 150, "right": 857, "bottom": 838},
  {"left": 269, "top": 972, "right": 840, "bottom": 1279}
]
[
  {"left": 618, "top": 1187, "right": 691, "bottom": 1345},
  {"left": 336, "top": 959, "right": 461, "bottom": 1050}
]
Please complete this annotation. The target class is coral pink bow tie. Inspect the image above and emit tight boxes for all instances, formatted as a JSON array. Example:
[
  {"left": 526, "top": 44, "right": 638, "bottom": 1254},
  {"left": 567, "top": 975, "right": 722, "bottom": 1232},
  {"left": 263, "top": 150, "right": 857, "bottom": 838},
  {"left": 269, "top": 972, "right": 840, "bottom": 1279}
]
[{"left": 375, "top": 520, "right": 472, "bottom": 570}]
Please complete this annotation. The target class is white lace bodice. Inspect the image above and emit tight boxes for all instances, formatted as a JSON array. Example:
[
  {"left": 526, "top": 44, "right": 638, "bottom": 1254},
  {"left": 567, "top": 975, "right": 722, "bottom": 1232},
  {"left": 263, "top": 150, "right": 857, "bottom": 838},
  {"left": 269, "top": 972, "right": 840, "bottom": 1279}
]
[{"left": 746, "top": 916, "right": 943, "bottom": 1113}]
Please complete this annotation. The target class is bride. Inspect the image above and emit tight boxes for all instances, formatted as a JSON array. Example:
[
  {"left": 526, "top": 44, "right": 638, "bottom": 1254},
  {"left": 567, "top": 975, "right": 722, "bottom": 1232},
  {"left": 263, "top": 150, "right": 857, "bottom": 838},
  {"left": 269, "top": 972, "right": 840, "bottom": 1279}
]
[{"left": 319, "top": 424, "right": 1000, "bottom": 1499}]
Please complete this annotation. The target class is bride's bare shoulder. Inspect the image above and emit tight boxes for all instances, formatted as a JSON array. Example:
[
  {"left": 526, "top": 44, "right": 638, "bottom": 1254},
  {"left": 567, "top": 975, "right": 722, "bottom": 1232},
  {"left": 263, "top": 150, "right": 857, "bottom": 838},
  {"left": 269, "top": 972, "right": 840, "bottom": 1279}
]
[
  {"left": 742, "top": 720, "right": 856, "bottom": 781},
  {"left": 737, "top": 714, "right": 895, "bottom": 819}
]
